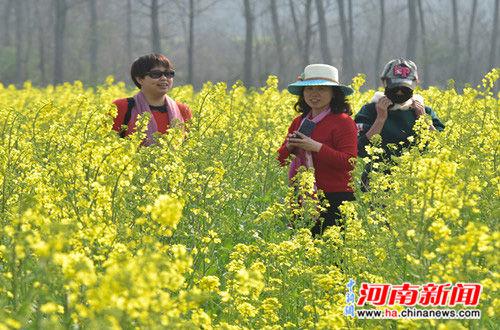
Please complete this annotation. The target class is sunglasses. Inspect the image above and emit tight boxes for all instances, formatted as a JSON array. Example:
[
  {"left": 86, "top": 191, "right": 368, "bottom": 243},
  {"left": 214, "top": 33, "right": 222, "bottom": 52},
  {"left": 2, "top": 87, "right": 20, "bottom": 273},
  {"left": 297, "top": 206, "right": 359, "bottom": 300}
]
[
  {"left": 146, "top": 70, "right": 175, "bottom": 79},
  {"left": 387, "top": 86, "right": 412, "bottom": 93}
]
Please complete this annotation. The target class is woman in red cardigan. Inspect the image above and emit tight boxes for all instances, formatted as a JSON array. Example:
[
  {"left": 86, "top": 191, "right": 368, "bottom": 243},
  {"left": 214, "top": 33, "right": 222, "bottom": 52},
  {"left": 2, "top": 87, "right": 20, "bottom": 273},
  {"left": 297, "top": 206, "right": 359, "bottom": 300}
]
[
  {"left": 112, "top": 53, "right": 192, "bottom": 145},
  {"left": 277, "top": 64, "right": 358, "bottom": 236}
]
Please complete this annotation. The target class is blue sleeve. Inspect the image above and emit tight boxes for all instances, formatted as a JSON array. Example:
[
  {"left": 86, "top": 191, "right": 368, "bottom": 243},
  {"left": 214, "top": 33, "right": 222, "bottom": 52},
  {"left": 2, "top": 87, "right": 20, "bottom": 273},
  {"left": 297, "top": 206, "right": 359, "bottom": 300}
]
[
  {"left": 354, "top": 104, "right": 376, "bottom": 158},
  {"left": 425, "top": 106, "right": 445, "bottom": 131}
]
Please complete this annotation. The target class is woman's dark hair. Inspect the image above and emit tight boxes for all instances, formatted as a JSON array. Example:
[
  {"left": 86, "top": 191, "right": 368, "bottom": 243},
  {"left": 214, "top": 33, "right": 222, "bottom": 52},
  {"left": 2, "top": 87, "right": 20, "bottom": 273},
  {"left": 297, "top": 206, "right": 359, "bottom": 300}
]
[
  {"left": 130, "top": 53, "right": 174, "bottom": 88},
  {"left": 294, "top": 87, "right": 352, "bottom": 116}
]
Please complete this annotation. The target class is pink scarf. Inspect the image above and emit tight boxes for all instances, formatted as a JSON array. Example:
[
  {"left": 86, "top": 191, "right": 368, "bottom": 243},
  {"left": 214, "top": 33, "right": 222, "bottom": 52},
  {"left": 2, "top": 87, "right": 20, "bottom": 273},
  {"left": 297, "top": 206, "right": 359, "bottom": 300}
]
[
  {"left": 130, "top": 91, "right": 184, "bottom": 146},
  {"left": 288, "top": 107, "right": 331, "bottom": 181}
]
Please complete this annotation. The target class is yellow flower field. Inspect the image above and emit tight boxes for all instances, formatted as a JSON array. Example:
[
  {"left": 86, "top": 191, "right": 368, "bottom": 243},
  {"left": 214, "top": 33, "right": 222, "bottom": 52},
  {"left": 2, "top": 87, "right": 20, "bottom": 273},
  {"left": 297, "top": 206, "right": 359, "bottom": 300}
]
[{"left": 0, "top": 70, "right": 498, "bottom": 329}]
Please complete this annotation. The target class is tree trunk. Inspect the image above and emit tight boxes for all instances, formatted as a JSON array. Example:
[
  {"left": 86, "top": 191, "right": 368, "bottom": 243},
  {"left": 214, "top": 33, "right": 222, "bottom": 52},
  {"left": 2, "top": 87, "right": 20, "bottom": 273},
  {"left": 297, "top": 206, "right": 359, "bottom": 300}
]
[
  {"left": 303, "top": 0, "right": 312, "bottom": 67},
  {"left": 54, "top": 0, "right": 68, "bottom": 85},
  {"left": 315, "top": 0, "right": 331, "bottom": 63},
  {"left": 255, "top": 35, "right": 265, "bottom": 86},
  {"left": 35, "top": 1, "right": 46, "bottom": 85},
  {"left": 489, "top": 0, "right": 499, "bottom": 69},
  {"left": 407, "top": 0, "right": 417, "bottom": 60},
  {"left": 348, "top": 0, "right": 353, "bottom": 43},
  {"left": 288, "top": 0, "right": 303, "bottom": 53},
  {"left": 337, "top": 0, "right": 353, "bottom": 80},
  {"left": 243, "top": 0, "right": 253, "bottom": 87},
  {"left": 2, "top": 0, "right": 13, "bottom": 47},
  {"left": 451, "top": 0, "right": 459, "bottom": 81},
  {"left": 270, "top": 0, "right": 284, "bottom": 76},
  {"left": 22, "top": 0, "right": 32, "bottom": 84},
  {"left": 187, "top": 0, "right": 195, "bottom": 85},
  {"left": 126, "top": 0, "right": 133, "bottom": 63},
  {"left": 465, "top": 0, "right": 477, "bottom": 80},
  {"left": 151, "top": 0, "right": 161, "bottom": 52},
  {"left": 348, "top": 0, "right": 354, "bottom": 76},
  {"left": 89, "top": 0, "right": 98, "bottom": 84},
  {"left": 15, "top": 0, "right": 25, "bottom": 84},
  {"left": 417, "top": 0, "right": 428, "bottom": 87},
  {"left": 375, "top": 0, "right": 385, "bottom": 87}
]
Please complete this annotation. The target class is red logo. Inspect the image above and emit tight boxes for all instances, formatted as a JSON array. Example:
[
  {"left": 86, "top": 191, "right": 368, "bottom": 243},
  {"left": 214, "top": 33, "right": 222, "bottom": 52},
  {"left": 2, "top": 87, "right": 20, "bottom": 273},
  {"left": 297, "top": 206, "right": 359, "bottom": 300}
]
[{"left": 393, "top": 65, "right": 411, "bottom": 78}]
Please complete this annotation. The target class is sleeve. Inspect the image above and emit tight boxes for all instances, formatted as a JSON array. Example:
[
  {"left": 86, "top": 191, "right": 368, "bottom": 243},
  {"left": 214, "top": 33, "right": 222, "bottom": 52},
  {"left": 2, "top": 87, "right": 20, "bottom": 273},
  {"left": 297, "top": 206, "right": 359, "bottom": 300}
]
[
  {"left": 315, "top": 116, "right": 358, "bottom": 170},
  {"left": 176, "top": 102, "right": 193, "bottom": 122},
  {"left": 425, "top": 106, "right": 445, "bottom": 131},
  {"left": 354, "top": 104, "right": 376, "bottom": 158},
  {"left": 112, "top": 99, "right": 128, "bottom": 132},
  {"left": 277, "top": 117, "right": 301, "bottom": 166}
]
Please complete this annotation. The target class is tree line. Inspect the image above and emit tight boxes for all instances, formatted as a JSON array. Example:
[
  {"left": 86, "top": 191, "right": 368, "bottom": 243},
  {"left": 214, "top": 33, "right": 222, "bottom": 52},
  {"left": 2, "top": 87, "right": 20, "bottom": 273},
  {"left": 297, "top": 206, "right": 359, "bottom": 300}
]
[{"left": 0, "top": 0, "right": 498, "bottom": 89}]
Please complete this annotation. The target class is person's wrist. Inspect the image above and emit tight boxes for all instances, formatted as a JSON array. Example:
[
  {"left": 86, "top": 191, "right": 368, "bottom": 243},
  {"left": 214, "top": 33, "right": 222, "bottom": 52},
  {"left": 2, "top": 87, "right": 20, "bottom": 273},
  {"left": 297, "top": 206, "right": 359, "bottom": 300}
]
[{"left": 314, "top": 142, "right": 323, "bottom": 153}]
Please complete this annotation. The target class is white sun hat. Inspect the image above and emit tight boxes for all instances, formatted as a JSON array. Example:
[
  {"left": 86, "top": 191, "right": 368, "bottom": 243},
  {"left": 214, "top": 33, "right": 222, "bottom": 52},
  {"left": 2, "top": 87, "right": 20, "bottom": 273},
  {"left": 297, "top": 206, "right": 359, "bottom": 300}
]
[{"left": 287, "top": 64, "right": 354, "bottom": 96}]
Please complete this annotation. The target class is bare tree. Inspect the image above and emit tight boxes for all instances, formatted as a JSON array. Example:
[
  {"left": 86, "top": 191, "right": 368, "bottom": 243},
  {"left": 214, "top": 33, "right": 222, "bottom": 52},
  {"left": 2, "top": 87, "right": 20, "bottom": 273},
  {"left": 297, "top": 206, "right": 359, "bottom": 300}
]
[
  {"left": 53, "top": 0, "right": 68, "bottom": 84},
  {"left": 22, "top": 0, "right": 33, "bottom": 84},
  {"left": 375, "top": 0, "right": 385, "bottom": 87},
  {"left": 337, "top": 0, "right": 354, "bottom": 80},
  {"left": 126, "top": 0, "right": 133, "bottom": 64},
  {"left": 151, "top": 0, "right": 161, "bottom": 52},
  {"left": 89, "top": 0, "right": 98, "bottom": 84},
  {"left": 137, "top": 0, "right": 162, "bottom": 52},
  {"left": 34, "top": 1, "right": 47, "bottom": 84},
  {"left": 315, "top": 0, "right": 331, "bottom": 63},
  {"left": 303, "top": 0, "right": 312, "bottom": 67},
  {"left": 2, "top": 0, "right": 13, "bottom": 47},
  {"left": 463, "top": 0, "right": 477, "bottom": 81},
  {"left": 243, "top": 0, "right": 254, "bottom": 86},
  {"left": 188, "top": 0, "right": 195, "bottom": 84},
  {"left": 451, "top": 0, "right": 459, "bottom": 80},
  {"left": 269, "top": 0, "right": 284, "bottom": 76},
  {"left": 289, "top": 0, "right": 313, "bottom": 67},
  {"left": 53, "top": 0, "right": 85, "bottom": 84},
  {"left": 490, "top": 0, "right": 499, "bottom": 70},
  {"left": 171, "top": 0, "right": 220, "bottom": 86},
  {"left": 348, "top": 0, "right": 353, "bottom": 47},
  {"left": 15, "top": 0, "right": 25, "bottom": 84},
  {"left": 417, "top": 0, "right": 428, "bottom": 87},
  {"left": 187, "top": 1, "right": 219, "bottom": 86},
  {"left": 289, "top": 0, "right": 303, "bottom": 52},
  {"left": 407, "top": 0, "right": 417, "bottom": 60}
]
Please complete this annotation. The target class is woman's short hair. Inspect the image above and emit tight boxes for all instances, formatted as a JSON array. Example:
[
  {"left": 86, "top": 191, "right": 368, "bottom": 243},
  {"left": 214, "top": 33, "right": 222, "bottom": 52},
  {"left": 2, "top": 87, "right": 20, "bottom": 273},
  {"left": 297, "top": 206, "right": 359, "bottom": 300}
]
[
  {"left": 294, "top": 87, "right": 352, "bottom": 116},
  {"left": 130, "top": 53, "right": 174, "bottom": 88}
]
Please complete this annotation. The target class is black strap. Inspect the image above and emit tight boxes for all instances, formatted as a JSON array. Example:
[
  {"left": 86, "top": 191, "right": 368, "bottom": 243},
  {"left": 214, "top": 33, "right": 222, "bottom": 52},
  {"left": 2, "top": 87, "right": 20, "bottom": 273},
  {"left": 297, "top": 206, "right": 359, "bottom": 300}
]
[{"left": 119, "top": 97, "right": 135, "bottom": 138}]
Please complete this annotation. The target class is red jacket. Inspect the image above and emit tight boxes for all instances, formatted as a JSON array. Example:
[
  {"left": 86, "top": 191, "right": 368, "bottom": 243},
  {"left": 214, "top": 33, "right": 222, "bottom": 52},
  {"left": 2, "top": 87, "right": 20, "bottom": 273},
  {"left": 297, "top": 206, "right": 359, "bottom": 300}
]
[
  {"left": 277, "top": 113, "right": 358, "bottom": 193},
  {"left": 112, "top": 98, "right": 192, "bottom": 136}
]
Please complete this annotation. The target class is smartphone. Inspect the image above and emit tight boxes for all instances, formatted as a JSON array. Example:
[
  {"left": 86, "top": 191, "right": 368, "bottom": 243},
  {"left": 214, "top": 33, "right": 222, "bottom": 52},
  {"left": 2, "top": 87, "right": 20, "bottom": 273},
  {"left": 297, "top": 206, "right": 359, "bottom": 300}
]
[{"left": 294, "top": 118, "right": 316, "bottom": 138}]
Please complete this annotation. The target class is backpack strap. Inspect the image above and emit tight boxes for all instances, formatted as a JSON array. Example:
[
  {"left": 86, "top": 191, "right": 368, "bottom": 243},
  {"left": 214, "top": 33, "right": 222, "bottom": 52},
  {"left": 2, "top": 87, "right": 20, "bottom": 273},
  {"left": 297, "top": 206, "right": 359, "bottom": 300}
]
[{"left": 119, "top": 97, "right": 135, "bottom": 138}]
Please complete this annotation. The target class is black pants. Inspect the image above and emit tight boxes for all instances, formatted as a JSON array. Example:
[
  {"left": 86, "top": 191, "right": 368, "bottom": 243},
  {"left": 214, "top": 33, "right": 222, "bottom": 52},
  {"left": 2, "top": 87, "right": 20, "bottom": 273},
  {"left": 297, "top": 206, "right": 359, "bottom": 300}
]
[{"left": 311, "top": 192, "right": 355, "bottom": 236}]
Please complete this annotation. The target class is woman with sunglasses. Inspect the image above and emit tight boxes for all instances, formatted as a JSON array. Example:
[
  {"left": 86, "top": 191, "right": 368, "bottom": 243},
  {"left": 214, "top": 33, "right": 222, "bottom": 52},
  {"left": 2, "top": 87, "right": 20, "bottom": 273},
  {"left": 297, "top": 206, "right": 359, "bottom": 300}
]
[
  {"left": 355, "top": 58, "right": 445, "bottom": 190},
  {"left": 112, "top": 53, "right": 192, "bottom": 145}
]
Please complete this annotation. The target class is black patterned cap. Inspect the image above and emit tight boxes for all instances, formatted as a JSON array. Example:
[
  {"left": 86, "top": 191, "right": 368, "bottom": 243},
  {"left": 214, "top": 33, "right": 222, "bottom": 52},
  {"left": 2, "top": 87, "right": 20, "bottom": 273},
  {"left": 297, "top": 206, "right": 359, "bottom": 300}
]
[{"left": 380, "top": 58, "right": 418, "bottom": 89}]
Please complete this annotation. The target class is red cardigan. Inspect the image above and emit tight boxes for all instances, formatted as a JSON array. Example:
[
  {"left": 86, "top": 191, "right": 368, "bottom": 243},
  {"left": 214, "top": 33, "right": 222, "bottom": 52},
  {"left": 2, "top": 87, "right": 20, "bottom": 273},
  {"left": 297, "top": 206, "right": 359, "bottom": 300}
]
[
  {"left": 277, "top": 113, "right": 358, "bottom": 193},
  {"left": 112, "top": 98, "right": 192, "bottom": 136}
]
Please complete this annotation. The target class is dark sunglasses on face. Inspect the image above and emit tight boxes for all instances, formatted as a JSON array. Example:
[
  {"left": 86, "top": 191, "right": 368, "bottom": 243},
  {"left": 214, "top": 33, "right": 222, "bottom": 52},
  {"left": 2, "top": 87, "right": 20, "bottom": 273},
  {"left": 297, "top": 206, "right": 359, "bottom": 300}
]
[
  {"left": 146, "top": 70, "right": 175, "bottom": 79},
  {"left": 389, "top": 86, "right": 412, "bottom": 94}
]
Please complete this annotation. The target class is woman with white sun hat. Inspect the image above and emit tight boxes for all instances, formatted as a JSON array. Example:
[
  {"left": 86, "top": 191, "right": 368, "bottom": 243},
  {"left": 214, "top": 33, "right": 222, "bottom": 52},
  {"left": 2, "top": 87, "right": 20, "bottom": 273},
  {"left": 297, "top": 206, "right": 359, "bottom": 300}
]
[{"left": 277, "top": 64, "right": 358, "bottom": 236}]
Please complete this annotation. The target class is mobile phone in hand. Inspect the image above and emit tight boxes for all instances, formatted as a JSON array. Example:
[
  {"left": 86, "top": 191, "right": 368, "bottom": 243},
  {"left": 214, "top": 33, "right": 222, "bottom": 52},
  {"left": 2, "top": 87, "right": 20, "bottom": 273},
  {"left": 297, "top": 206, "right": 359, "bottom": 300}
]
[{"left": 294, "top": 118, "right": 316, "bottom": 138}]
